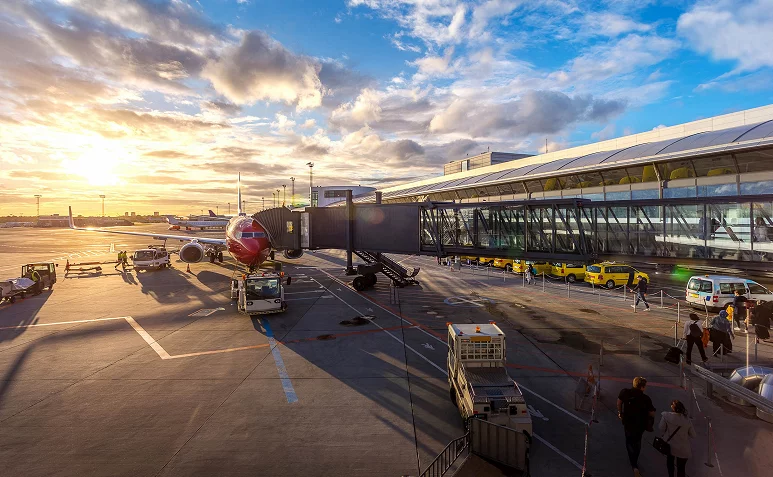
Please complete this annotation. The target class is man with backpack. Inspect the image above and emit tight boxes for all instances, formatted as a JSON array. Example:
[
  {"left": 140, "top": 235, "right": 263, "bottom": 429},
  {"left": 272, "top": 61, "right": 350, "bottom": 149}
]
[
  {"left": 617, "top": 377, "right": 656, "bottom": 477},
  {"left": 683, "top": 313, "right": 709, "bottom": 365},
  {"left": 630, "top": 275, "right": 650, "bottom": 312}
]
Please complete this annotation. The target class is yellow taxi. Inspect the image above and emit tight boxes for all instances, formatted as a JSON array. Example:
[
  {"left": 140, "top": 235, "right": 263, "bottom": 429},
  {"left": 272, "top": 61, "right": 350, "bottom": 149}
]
[
  {"left": 584, "top": 262, "right": 649, "bottom": 288},
  {"left": 493, "top": 258, "right": 515, "bottom": 271},
  {"left": 477, "top": 256, "right": 496, "bottom": 266},
  {"left": 551, "top": 263, "right": 586, "bottom": 283},
  {"left": 517, "top": 261, "right": 551, "bottom": 275},
  {"left": 458, "top": 255, "right": 479, "bottom": 265}
]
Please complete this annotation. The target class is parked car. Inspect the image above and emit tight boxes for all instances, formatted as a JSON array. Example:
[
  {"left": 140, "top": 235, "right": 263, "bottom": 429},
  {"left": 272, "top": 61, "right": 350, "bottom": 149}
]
[
  {"left": 584, "top": 262, "right": 649, "bottom": 289},
  {"left": 685, "top": 275, "right": 773, "bottom": 311},
  {"left": 551, "top": 263, "right": 586, "bottom": 282}
]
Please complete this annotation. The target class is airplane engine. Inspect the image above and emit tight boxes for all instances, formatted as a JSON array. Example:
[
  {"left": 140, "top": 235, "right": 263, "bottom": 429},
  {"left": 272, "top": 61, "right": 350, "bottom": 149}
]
[
  {"left": 179, "top": 242, "right": 205, "bottom": 263},
  {"left": 283, "top": 249, "right": 304, "bottom": 259}
]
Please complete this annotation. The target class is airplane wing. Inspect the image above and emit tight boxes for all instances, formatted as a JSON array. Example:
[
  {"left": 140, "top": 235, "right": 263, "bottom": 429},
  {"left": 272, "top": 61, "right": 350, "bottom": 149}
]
[{"left": 68, "top": 207, "right": 227, "bottom": 246}]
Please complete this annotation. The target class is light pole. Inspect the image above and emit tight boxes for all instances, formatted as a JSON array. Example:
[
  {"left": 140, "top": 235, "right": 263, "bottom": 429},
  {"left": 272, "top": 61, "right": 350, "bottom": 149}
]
[
  {"left": 99, "top": 195, "right": 106, "bottom": 217},
  {"left": 307, "top": 162, "right": 314, "bottom": 206},
  {"left": 216, "top": 205, "right": 219, "bottom": 215},
  {"left": 34, "top": 194, "right": 41, "bottom": 217},
  {"left": 272, "top": 192, "right": 276, "bottom": 208},
  {"left": 262, "top": 197, "right": 265, "bottom": 210},
  {"left": 290, "top": 177, "right": 295, "bottom": 208},
  {"left": 282, "top": 184, "right": 287, "bottom": 207},
  {"left": 276, "top": 189, "right": 280, "bottom": 208},
  {"left": 228, "top": 203, "right": 230, "bottom": 215}
]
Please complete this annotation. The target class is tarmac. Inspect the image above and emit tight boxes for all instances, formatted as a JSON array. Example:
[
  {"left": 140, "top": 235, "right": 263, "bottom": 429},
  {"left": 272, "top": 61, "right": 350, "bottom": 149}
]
[{"left": 1, "top": 225, "right": 772, "bottom": 476}]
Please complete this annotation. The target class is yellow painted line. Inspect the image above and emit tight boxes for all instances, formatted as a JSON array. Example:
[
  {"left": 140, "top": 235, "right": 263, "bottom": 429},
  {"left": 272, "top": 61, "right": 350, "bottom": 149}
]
[
  {"left": 0, "top": 316, "right": 129, "bottom": 330},
  {"left": 124, "top": 317, "right": 171, "bottom": 360}
]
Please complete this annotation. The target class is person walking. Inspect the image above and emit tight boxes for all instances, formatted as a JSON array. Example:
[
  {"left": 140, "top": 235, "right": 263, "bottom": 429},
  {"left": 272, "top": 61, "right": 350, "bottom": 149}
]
[
  {"left": 749, "top": 301, "right": 771, "bottom": 343},
  {"left": 709, "top": 310, "right": 733, "bottom": 355},
  {"left": 526, "top": 263, "right": 535, "bottom": 285},
  {"left": 658, "top": 400, "right": 696, "bottom": 477},
  {"left": 618, "top": 377, "right": 656, "bottom": 477},
  {"left": 683, "top": 313, "right": 709, "bottom": 365},
  {"left": 732, "top": 289, "right": 748, "bottom": 332},
  {"left": 114, "top": 251, "right": 123, "bottom": 270},
  {"left": 630, "top": 275, "right": 650, "bottom": 312}
]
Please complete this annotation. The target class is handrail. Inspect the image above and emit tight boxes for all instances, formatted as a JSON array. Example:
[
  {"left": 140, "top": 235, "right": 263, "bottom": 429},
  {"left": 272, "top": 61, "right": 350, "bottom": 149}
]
[
  {"left": 419, "top": 431, "right": 470, "bottom": 477},
  {"left": 691, "top": 364, "right": 773, "bottom": 414}
]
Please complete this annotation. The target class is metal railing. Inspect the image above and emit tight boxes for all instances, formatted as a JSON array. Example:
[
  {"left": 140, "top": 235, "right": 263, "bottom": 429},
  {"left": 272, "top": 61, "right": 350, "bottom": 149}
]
[
  {"left": 691, "top": 364, "right": 773, "bottom": 415},
  {"left": 419, "top": 431, "right": 470, "bottom": 477}
]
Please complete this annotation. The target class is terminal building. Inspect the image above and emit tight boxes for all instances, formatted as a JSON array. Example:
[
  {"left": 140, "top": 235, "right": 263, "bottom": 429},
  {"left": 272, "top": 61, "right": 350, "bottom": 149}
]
[
  {"left": 344, "top": 104, "right": 773, "bottom": 268},
  {"left": 311, "top": 185, "right": 376, "bottom": 208}
]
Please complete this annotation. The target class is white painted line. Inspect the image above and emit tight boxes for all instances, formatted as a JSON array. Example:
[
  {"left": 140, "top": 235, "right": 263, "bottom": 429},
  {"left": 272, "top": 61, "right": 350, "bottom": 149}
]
[
  {"left": 317, "top": 269, "right": 447, "bottom": 346},
  {"left": 311, "top": 277, "right": 447, "bottom": 376},
  {"left": 284, "top": 290, "right": 325, "bottom": 295},
  {"left": 285, "top": 296, "right": 332, "bottom": 301},
  {"left": 124, "top": 317, "right": 171, "bottom": 359},
  {"left": 516, "top": 383, "right": 587, "bottom": 425},
  {"left": 532, "top": 433, "right": 583, "bottom": 470},
  {"left": 0, "top": 316, "right": 129, "bottom": 330}
]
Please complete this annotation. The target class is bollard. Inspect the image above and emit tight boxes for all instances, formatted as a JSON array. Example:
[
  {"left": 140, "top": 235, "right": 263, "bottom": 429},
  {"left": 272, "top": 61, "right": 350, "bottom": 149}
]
[
  {"left": 747, "top": 330, "right": 750, "bottom": 369},
  {"left": 567, "top": 281, "right": 570, "bottom": 299},
  {"left": 677, "top": 302, "right": 681, "bottom": 324},
  {"left": 704, "top": 418, "right": 714, "bottom": 468},
  {"left": 674, "top": 323, "right": 678, "bottom": 346},
  {"left": 599, "top": 339, "right": 604, "bottom": 367},
  {"left": 638, "top": 331, "right": 642, "bottom": 357},
  {"left": 542, "top": 273, "right": 545, "bottom": 293},
  {"left": 623, "top": 285, "right": 626, "bottom": 302},
  {"left": 522, "top": 271, "right": 525, "bottom": 288},
  {"left": 660, "top": 290, "right": 664, "bottom": 309},
  {"left": 755, "top": 339, "right": 758, "bottom": 363}
]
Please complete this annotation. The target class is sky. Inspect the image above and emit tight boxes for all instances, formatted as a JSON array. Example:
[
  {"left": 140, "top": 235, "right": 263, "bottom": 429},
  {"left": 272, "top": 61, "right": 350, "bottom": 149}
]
[{"left": 2, "top": 0, "right": 773, "bottom": 216}]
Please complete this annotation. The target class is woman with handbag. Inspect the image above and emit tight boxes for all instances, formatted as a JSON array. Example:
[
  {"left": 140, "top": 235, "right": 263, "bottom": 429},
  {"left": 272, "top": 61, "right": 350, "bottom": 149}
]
[{"left": 656, "top": 400, "right": 696, "bottom": 477}]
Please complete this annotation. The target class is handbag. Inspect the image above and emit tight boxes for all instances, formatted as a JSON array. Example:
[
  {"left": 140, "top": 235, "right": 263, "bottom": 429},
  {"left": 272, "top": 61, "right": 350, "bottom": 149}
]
[{"left": 653, "top": 425, "right": 681, "bottom": 455}]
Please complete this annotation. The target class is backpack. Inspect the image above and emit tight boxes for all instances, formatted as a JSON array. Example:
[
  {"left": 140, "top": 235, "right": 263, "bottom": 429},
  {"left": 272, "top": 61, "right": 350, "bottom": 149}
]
[{"left": 689, "top": 321, "right": 702, "bottom": 339}]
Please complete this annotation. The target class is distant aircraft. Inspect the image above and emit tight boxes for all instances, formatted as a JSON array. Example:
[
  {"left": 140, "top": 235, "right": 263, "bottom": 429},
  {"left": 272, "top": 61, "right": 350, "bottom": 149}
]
[
  {"left": 166, "top": 215, "right": 228, "bottom": 231},
  {"left": 68, "top": 174, "right": 284, "bottom": 269}
]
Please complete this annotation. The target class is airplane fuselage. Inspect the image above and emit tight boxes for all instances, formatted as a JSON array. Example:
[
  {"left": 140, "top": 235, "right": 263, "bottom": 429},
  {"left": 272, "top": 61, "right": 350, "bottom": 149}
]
[{"left": 225, "top": 216, "right": 271, "bottom": 268}]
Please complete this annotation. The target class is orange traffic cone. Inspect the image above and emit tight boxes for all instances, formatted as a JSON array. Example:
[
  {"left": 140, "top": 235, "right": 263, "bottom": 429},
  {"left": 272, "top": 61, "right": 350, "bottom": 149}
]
[{"left": 186, "top": 263, "right": 191, "bottom": 273}]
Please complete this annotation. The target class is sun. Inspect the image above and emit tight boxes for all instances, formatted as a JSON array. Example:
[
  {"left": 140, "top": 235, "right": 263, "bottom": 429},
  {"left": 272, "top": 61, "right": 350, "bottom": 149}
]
[{"left": 61, "top": 149, "right": 121, "bottom": 186}]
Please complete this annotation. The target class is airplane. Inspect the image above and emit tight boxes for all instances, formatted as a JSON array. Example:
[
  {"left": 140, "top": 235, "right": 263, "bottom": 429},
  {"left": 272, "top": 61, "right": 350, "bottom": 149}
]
[
  {"left": 67, "top": 174, "right": 292, "bottom": 270},
  {"left": 166, "top": 215, "right": 228, "bottom": 231}
]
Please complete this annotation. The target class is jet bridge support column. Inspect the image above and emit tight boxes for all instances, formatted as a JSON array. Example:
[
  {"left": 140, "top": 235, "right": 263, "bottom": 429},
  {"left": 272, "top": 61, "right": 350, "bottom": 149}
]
[{"left": 345, "top": 190, "right": 356, "bottom": 275}]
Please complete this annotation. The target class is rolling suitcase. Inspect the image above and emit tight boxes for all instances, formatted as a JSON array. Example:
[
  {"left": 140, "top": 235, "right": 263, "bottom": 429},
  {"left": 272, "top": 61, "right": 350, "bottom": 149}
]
[{"left": 664, "top": 339, "right": 685, "bottom": 364}]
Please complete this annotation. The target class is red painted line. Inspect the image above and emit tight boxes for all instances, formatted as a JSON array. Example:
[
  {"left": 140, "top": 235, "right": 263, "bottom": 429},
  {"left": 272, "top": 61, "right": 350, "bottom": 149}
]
[
  {"left": 347, "top": 289, "right": 447, "bottom": 340},
  {"left": 281, "top": 324, "right": 409, "bottom": 345}
]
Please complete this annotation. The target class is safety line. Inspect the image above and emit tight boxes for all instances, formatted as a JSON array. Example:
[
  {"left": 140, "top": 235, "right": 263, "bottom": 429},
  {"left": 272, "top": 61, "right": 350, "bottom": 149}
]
[
  {"left": 260, "top": 318, "right": 298, "bottom": 404},
  {"left": 125, "top": 317, "right": 171, "bottom": 360}
]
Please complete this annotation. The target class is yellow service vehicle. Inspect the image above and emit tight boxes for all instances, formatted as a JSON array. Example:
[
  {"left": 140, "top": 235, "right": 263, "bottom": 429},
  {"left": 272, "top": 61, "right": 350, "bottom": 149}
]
[
  {"left": 551, "top": 262, "right": 586, "bottom": 282},
  {"left": 492, "top": 258, "right": 515, "bottom": 271},
  {"left": 584, "top": 262, "right": 649, "bottom": 289},
  {"left": 447, "top": 323, "right": 532, "bottom": 434},
  {"left": 477, "top": 256, "right": 496, "bottom": 266}
]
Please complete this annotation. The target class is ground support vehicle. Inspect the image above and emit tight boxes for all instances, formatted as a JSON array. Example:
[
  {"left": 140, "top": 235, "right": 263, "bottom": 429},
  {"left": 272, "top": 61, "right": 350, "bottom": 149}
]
[
  {"left": 447, "top": 323, "right": 532, "bottom": 435},
  {"left": 21, "top": 263, "right": 57, "bottom": 290},
  {"left": 232, "top": 271, "right": 289, "bottom": 315},
  {"left": 686, "top": 275, "right": 773, "bottom": 311},
  {"left": 0, "top": 278, "right": 34, "bottom": 304},
  {"left": 551, "top": 262, "right": 586, "bottom": 282},
  {"left": 584, "top": 261, "right": 649, "bottom": 289},
  {"left": 132, "top": 246, "right": 172, "bottom": 271}
]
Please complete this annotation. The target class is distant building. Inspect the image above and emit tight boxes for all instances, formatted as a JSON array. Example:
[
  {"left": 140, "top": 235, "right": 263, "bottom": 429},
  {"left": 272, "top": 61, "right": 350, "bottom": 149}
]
[
  {"left": 443, "top": 151, "right": 533, "bottom": 175},
  {"left": 311, "top": 185, "right": 377, "bottom": 207},
  {"left": 37, "top": 214, "right": 69, "bottom": 227},
  {"left": 130, "top": 212, "right": 136, "bottom": 217},
  {"left": 153, "top": 211, "right": 159, "bottom": 216},
  {"left": 125, "top": 212, "right": 129, "bottom": 216}
]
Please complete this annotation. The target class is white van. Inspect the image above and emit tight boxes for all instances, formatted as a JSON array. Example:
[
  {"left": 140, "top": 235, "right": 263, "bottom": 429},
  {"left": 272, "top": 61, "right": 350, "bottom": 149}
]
[
  {"left": 132, "top": 247, "right": 171, "bottom": 271},
  {"left": 685, "top": 275, "right": 773, "bottom": 311}
]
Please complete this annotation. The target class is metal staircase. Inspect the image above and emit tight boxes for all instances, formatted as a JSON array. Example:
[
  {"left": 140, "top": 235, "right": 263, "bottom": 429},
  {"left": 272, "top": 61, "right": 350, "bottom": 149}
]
[{"left": 353, "top": 251, "right": 419, "bottom": 287}]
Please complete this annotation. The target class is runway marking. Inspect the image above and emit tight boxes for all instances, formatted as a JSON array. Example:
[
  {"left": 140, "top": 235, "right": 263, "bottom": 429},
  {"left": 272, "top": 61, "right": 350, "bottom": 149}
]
[
  {"left": 0, "top": 316, "right": 129, "bottom": 330},
  {"left": 284, "top": 290, "right": 325, "bottom": 295},
  {"left": 124, "top": 317, "right": 171, "bottom": 360},
  {"left": 517, "top": 383, "right": 586, "bottom": 425},
  {"left": 532, "top": 433, "right": 583, "bottom": 470},
  {"left": 187, "top": 307, "right": 225, "bottom": 317},
  {"left": 260, "top": 318, "right": 298, "bottom": 404}
]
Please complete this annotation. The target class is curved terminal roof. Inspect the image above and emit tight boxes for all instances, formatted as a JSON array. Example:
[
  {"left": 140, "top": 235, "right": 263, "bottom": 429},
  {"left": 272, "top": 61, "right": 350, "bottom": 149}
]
[{"left": 380, "top": 119, "right": 773, "bottom": 199}]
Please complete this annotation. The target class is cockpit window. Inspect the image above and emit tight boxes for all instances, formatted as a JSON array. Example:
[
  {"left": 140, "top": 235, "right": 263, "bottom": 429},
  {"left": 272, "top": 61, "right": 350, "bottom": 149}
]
[
  {"left": 245, "top": 278, "right": 280, "bottom": 299},
  {"left": 239, "top": 232, "right": 266, "bottom": 239}
]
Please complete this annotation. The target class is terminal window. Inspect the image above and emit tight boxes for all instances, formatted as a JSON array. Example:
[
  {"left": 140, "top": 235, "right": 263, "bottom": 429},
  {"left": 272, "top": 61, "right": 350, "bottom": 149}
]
[{"left": 323, "top": 190, "right": 348, "bottom": 198}]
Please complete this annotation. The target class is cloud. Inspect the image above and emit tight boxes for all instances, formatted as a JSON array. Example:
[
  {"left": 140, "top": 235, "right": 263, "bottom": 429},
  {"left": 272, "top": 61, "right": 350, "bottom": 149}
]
[
  {"left": 330, "top": 88, "right": 382, "bottom": 128},
  {"left": 678, "top": 0, "right": 773, "bottom": 72},
  {"left": 429, "top": 90, "right": 626, "bottom": 137},
  {"left": 341, "top": 127, "right": 425, "bottom": 165},
  {"left": 142, "top": 150, "right": 195, "bottom": 159},
  {"left": 412, "top": 47, "right": 456, "bottom": 77},
  {"left": 201, "top": 100, "right": 242, "bottom": 116},
  {"left": 579, "top": 12, "right": 651, "bottom": 38},
  {"left": 202, "top": 31, "right": 324, "bottom": 109}
]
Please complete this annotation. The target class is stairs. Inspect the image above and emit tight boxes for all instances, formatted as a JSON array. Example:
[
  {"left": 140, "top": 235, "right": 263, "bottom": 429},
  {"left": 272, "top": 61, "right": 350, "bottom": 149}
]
[{"left": 353, "top": 251, "right": 419, "bottom": 286}]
